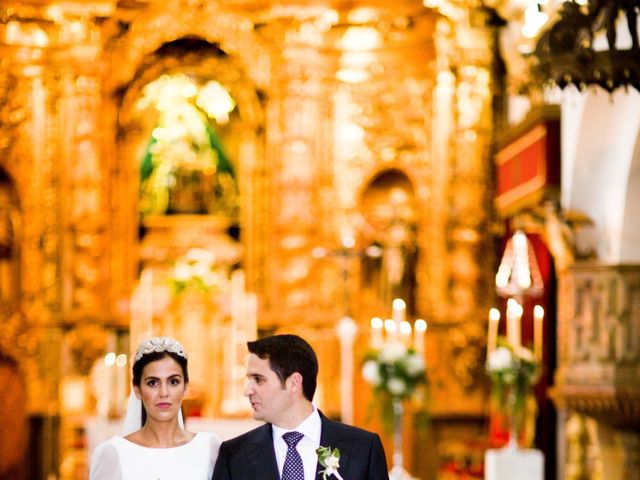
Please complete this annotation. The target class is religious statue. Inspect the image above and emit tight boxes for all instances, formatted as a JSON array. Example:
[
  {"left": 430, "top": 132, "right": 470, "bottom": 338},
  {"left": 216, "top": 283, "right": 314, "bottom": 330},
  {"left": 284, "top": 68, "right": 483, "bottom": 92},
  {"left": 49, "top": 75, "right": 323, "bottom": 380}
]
[
  {"left": 360, "top": 185, "right": 418, "bottom": 313},
  {"left": 137, "top": 73, "right": 239, "bottom": 220}
]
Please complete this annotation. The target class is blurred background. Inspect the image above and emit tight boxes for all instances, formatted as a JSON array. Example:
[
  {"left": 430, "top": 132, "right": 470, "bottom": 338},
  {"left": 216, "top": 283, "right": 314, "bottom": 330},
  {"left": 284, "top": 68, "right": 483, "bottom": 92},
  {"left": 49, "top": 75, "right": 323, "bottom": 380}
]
[{"left": 0, "top": 0, "right": 639, "bottom": 479}]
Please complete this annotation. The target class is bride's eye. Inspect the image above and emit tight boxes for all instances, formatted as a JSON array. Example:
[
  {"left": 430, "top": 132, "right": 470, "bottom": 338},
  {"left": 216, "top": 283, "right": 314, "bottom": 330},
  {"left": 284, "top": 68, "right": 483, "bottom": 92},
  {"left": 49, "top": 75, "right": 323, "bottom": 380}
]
[
  {"left": 170, "top": 377, "right": 181, "bottom": 385},
  {"left": 146, "top": 379, "right": 158, "bottom": 387}
]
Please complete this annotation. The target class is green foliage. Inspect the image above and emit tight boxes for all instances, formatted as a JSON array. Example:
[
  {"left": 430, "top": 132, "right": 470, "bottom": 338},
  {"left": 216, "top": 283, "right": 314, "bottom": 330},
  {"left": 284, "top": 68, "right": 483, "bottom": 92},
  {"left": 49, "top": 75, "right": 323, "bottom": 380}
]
[{"left": 486, "top": 340, "right": 540, "bottom": 435}]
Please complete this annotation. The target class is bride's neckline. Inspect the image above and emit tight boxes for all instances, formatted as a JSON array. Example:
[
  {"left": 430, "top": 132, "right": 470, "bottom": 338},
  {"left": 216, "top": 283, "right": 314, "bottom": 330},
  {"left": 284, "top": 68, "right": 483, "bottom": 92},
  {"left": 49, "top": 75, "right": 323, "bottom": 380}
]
[{"left": 118, "top": 431, "right": 201, "bottom": 450}]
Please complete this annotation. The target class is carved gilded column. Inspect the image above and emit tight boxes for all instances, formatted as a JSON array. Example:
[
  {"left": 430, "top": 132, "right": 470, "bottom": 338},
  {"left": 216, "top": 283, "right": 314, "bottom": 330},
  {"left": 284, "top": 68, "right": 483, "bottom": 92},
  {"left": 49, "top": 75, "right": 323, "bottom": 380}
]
[
  {"left": 1, "top": 3, "right": 117, "bottom": 477},
  {"left": 12, "top": 63, "right": 65, "bottom": 410},
  {"left": 0, "top": 42, "right": 67, "bottom": 480},
  {"left": 258, "top": 13, "right": 338, "bottom": 321},
  {"left": 426, "top": 9, "right": 495, "bottom": 417},
  {"left": 58, "top": 69, "right": 110, "bottom": 319}
]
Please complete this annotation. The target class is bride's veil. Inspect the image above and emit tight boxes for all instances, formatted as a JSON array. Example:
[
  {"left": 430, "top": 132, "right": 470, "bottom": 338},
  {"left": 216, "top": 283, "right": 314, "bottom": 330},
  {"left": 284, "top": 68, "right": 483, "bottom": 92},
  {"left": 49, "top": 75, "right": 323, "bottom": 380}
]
[{"left": 122, "top": 390, "right": 142, "bottom": 436}]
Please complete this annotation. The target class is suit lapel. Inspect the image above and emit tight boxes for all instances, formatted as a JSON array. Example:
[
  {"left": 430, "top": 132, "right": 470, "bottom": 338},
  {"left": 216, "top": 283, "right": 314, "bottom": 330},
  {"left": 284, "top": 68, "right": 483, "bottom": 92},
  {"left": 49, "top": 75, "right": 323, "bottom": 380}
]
[
  {"left": 246, "top": 424, "right": 280, "bottom": 480},
  {"left": 317, "top": 413, "right": 353, "bottom": 479}
]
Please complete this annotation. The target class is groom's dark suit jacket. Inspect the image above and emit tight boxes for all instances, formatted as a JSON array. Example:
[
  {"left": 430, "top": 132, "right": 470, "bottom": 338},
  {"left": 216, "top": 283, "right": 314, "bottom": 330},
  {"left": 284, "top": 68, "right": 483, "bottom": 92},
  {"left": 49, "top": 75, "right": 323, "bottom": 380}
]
[{"left": 211, "top": 412, "right": 389, "bottom": 480}]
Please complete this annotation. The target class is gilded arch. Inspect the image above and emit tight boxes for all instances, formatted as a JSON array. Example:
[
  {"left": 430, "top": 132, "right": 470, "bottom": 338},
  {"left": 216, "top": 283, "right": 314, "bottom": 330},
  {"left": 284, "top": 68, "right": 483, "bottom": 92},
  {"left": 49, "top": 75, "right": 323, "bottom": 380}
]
[
  {"left": 106, "top": 1, "right": 270, "bottom": 94},
  {"left": 108, "top": 4, "right": 269, "bottom": 298}
]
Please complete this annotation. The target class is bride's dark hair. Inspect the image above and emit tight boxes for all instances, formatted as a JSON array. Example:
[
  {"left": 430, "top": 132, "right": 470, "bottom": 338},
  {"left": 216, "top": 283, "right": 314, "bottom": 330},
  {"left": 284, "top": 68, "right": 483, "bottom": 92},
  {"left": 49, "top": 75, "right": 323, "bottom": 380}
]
[{"left": 132, "top": 350, "right": 189, "bottom": 426}]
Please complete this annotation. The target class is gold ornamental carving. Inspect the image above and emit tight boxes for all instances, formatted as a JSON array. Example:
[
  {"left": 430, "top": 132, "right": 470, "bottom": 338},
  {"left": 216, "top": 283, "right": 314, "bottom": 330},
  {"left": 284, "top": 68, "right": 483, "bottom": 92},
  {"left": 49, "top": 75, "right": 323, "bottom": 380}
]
[
  {"left": 555, "top": 263, "right": 640, "bottom": 430},
  {"left": 0, "top": 63, "right": 26, "bottom": 154},
  {"left": 108, "top": 2, "right": 269, "bottom": 308},
  {"left": 106, "top": 0, "right": 269, "bottom": 94},
  {"left": 60, "top": 71, "right": 109, "bottom": 316},
  {"left": 417, "top": 13, "right": 495, "bottom": 417},
  {"left": 554, "top": 263, "right": 640, "bottom": 480}
]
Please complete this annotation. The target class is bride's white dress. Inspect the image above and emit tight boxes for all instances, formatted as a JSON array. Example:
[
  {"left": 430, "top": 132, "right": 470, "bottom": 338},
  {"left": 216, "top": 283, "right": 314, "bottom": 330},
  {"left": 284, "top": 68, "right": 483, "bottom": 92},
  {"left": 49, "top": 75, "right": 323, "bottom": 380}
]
[{"left": 90, "top": 432, "right": 221, "bottom": 480}]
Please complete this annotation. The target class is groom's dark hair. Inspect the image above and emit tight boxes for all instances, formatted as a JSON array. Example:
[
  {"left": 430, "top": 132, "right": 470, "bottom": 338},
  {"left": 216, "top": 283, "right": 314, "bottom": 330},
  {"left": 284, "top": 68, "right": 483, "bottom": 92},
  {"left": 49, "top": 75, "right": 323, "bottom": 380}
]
[{"left": 248, "top": 334, "right": 318, "bottom": 401}]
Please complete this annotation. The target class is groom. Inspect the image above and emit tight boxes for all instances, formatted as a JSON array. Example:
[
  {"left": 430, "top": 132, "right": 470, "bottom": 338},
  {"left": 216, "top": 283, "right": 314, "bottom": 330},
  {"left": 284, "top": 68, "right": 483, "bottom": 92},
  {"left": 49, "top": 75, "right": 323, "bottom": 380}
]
[{"left": 212, "top": 334, "right": 389, "bottom": 480}]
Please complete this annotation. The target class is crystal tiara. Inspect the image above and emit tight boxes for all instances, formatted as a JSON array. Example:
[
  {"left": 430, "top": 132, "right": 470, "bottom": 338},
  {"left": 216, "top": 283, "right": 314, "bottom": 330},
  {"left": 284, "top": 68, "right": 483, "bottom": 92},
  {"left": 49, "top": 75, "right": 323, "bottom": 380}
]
[{"left": 134, "top": 336, "right": 187, "bottom": 363}]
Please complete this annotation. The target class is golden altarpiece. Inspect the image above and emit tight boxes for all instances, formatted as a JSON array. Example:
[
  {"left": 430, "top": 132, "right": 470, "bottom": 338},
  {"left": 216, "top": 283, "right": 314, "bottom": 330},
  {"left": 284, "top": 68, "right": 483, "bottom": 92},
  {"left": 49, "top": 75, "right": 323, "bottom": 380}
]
[{"left": 0, "top": 1, "right": 499, "bottom": 478}]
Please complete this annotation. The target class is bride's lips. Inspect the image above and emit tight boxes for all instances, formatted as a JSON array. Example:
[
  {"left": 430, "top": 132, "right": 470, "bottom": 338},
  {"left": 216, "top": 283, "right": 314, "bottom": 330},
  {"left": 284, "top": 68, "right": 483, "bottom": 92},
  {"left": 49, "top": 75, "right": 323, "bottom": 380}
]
[{"left": 156, "top": 402, "right": 172, "bottom": 409}]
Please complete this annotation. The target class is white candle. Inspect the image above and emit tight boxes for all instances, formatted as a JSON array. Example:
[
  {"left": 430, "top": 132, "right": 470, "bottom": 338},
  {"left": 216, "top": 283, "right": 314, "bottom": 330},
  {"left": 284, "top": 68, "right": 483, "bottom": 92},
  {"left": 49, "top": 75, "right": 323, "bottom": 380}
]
[
  {"left": 370, "top": 317, "right": 384, "bottom": 349},
  {"left": 384, "top": 318, "right": 397, "bottom": 337},
  {"left": 506, "top": 298, "right": 522, "bottom": 349},
  {"left": 392, "top": 298, "right": 406, "bottom": 336},
  {"left": 104, "top": 352, "right": 116, "bottom": 415},
  {"left": 414, "top": 319, "right": 427, "bottom": 355},
  {"left": 244, "top": 293, "right": 258, "bottom": 342},
  {"left": 115, "top": 353, "right": 128, "bottom": 412},
  {"left": 514, "top": 302, "right": 523, "bottom": 349},
  {"left": 400, "top": 320, "right": 412, "bottom": 346},
  {"left": 336, "top": 316, "right": 357, "bottom": 424},
  {"left": 534, "top": 305, "right": 544, "bottom": 361},
  {"left": 487, "top": 308, "right": 500, "bottom": 358}
]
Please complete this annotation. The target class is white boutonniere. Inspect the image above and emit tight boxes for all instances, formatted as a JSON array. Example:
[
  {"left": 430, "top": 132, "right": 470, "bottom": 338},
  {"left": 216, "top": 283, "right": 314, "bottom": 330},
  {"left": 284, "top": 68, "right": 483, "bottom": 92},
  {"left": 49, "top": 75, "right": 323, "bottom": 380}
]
[{"left": 316, "top": 445, "right": 343, "bottom": 480}]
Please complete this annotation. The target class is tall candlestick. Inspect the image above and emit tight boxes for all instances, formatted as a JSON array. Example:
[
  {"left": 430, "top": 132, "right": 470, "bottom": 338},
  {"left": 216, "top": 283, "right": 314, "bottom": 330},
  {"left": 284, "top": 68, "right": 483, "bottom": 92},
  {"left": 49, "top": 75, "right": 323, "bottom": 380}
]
[
  {"left": 392, "top": 298, "right": 406, "bottom": 338},
  {"left": 115, "top": 353, "right": 127, "bottom": 414},
  {"left": 245, "top": 293, "right": 258, "bottom": 342},
  {"left": 399, "top": 320, "right": 412, "bottom": 346},
  {"left": 506, "top": 298, "right": 522, "bottom": 349},
  {"left": 514, "top": 302, "right": 522, "bottom": 349},
  {"left": 414, "top": 319, "right": 427, "bottom": 355},
  {"left": 534, "top": 305, "right": 544, "bottom": 361},
  {"left": 487, "top": 308, "right": 500, "bottom": 358},
  {"left": 370, "top": 317, "right": 384, "bottom": 349},
  {"left": 336, "top": 316, "right": 357, "bottom": 424},
  {"left": 104, "top": 352, "right": 116, "bottom": 416},
  {"left": 384, "top": 318, "right": 397, "bottom": 337}
]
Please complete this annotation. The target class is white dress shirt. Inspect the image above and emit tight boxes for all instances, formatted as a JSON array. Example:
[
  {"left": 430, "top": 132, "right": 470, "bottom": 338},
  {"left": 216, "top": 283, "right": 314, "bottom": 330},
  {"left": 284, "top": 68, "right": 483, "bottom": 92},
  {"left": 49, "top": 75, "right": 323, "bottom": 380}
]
[{"left": 272, "top": 407, "right": 321, "bottom": 480}]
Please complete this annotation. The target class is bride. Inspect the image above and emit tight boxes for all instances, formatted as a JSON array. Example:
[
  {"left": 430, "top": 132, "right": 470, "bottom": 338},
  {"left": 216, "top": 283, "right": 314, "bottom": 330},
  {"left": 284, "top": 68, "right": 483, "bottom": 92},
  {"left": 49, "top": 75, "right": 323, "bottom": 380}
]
[{"left": 90, "top": 336, "right": 220, "bottom": 479}]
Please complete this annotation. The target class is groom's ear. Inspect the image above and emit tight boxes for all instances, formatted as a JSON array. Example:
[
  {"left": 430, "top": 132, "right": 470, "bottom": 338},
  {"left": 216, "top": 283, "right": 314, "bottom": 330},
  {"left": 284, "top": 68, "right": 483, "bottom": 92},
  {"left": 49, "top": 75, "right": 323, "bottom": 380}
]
[{"left": 287, "top": 372, "right": 304, "bottom": 395}]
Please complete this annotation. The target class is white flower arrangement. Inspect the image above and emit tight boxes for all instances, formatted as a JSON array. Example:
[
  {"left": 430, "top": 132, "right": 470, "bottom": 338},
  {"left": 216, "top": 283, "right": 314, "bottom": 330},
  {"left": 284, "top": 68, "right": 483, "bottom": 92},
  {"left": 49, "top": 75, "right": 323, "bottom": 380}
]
[
  {"left": 171, "top": 248, "right": 227, "bottom": 294},
  {"left": 316, "top": 445, "right": 342, "bottom": 480},
  {"left": 486, "top": 342, "right": 540, "bottom": 426},
  {"left": 362, "top": 340, "right": 429, "bottom": 432},
  {"left": 362, "top": 340, "right": 426, "bottom": 400}
]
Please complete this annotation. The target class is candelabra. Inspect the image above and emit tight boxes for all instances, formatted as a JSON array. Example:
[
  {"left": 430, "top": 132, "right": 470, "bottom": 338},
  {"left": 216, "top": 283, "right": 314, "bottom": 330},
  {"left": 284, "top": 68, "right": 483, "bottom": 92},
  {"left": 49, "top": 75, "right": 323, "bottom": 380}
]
[
  {"left": 488, "top": 229, "right": 545, "bottom": 449},
  {"left": 366, "top": 298, "right": 427, "bottom": 480}
]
